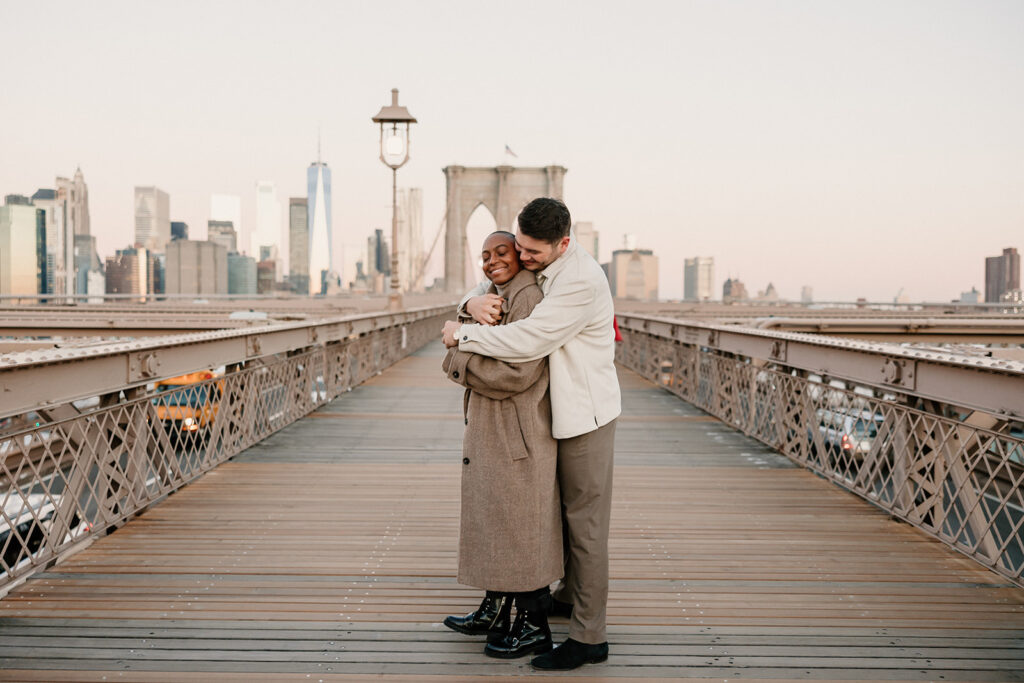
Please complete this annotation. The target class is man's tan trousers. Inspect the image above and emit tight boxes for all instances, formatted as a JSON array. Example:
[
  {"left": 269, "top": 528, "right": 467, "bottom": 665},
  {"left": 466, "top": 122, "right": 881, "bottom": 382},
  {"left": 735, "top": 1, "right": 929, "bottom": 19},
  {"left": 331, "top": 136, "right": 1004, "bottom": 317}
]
[{"left": 552, "top": 418, "right": 616, "bottom": 644}]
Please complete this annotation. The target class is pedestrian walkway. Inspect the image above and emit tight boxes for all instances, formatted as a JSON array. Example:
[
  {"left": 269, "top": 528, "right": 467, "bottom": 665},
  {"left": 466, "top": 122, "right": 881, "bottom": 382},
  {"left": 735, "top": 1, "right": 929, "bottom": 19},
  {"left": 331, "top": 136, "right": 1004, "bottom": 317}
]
[{"left": 1, "top": 342, "right": 1022, "bottom": 680}]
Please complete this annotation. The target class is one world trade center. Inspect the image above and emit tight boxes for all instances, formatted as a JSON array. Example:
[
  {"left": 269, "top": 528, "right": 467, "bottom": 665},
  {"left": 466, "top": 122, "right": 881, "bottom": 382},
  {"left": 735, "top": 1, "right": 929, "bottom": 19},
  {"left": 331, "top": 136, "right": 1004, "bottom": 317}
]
[{"left": 307, "top": 147, "right": 334, "bottom": 294}]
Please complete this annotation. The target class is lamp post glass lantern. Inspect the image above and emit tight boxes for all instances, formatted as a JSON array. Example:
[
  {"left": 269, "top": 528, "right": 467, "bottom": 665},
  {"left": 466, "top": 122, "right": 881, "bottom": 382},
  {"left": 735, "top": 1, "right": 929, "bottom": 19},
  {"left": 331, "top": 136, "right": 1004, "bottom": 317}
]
[{"left": 372, "top": 88, "right": 416, "bottom": 310}]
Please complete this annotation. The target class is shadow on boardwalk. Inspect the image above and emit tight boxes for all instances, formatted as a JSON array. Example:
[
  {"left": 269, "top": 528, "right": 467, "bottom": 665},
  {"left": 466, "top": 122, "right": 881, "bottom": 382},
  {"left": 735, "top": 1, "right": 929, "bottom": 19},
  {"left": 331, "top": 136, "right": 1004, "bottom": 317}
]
[{"left": 1, "top": 342, "right": 1023, "bottom": 681}]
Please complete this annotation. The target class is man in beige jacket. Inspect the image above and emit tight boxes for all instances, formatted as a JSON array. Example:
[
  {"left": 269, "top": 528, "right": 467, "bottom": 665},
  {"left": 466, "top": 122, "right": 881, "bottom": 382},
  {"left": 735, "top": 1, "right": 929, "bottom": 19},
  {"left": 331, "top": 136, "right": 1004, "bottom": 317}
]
[{"left": 442, "top": 197, "right": 621, "bottom": 671}]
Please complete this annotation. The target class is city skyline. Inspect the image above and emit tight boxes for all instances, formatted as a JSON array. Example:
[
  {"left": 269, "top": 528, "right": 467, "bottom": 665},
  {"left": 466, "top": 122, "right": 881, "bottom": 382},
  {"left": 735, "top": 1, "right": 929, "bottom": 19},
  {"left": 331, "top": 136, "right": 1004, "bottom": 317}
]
[{"left": 2, "top": 1, "right": 1022, "bottom": 301}]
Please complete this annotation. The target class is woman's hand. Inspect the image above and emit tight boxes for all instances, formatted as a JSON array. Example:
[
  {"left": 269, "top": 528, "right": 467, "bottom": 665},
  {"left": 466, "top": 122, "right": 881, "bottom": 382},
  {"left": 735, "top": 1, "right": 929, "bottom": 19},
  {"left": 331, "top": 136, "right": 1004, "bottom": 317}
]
[{"left": 466, "top": 293, "right": 504, "bottom": 325}]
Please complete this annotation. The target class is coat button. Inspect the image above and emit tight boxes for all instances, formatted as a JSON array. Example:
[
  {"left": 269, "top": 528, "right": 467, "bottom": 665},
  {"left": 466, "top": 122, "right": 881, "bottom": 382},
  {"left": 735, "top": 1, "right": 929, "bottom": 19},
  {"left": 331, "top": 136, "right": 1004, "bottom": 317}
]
[
  {"left": 452, "top": 370, "right": 460, "bottom": 378},
  {"left": 463, "top": 457, "right": 470, "bottom": 465},
  {"left": 462, "top": 335, "right": 468, "bottom": 341}
]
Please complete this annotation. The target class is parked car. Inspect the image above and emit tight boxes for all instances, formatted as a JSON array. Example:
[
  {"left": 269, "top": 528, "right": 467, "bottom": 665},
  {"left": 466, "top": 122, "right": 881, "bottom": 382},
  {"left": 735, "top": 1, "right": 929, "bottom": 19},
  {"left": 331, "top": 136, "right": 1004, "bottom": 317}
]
[{"left": 812, "top": 408, "right": 884, "bottom": 460}]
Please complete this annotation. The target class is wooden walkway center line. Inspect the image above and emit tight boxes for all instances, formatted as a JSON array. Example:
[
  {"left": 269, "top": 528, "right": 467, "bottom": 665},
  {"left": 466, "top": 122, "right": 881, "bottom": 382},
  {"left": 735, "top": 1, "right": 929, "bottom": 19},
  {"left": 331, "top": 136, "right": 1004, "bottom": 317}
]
[{"left": 1, "top": 343, "right": 1023, "bottom": 680}]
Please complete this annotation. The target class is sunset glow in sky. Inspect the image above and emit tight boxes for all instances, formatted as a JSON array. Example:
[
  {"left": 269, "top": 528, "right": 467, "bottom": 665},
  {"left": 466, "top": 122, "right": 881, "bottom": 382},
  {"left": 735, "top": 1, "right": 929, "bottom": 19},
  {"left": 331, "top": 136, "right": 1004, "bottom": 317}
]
[{"left": 2, "top": 0, "right": 1022, "bottom": 301}]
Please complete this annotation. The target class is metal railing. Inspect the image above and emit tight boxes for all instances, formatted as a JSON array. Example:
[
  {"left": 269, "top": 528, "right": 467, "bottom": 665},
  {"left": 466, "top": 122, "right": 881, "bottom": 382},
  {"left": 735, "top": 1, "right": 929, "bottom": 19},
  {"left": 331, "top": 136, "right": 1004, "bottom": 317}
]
[
  {"left": 0, "top": 305, "right": 452, "bottom": 592},
  {"left": 616, "top": 313, "right": 1024, "bottom": 586}
]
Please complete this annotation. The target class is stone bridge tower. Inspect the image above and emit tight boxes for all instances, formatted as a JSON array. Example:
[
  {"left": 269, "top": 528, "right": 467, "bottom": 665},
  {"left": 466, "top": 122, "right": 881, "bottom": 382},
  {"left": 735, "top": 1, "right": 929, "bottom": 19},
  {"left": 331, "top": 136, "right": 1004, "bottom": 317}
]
[{"left": 442, "top": 165, "right": 566, "bottom": 292}]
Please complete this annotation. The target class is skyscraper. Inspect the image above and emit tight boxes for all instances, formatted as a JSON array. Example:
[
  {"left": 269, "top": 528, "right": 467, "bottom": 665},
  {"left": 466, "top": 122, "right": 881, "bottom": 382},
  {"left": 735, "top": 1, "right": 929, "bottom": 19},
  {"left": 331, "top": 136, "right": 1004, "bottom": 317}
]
[
  {"left": 985, "top": 247, "right": 1021, "bottom": 303},
  {"left": 397, "top": 187, "right": 423, "bottom": 292},
  {"left": 608, "top": 248, "right": 659, "bottom": 301},
  {"left": 683, "top": 257, "right": 714, "bottom": 301},
  {"left": 166, "top": 240, "right": 228, "bottom": 294},
  {"left": 32, "top": 169, "right": 92, "bottom": 297},
  {"left": 723, "top": 278, "right": 749, "bottom": 302},
  {"left": 30, "top": 188, "right": 59, "bottom": 294},
  {"left": 211, "top": 194, "right": 243, "bottom": 253},
  {"left": 227, "top": 253, "right": 257, "bottom": 294},
  {"left": 207, "top": 220, "right": 237, "bottom": 253},
  {"left": 70, "top": 167, "right": 90, "bottom": 237},
  {"left": 135, "top": 186, "right": 170, "bottom": 254},
  {"left": 105, "top": 247, "right": 150, "bottom": 301},
  {"left": 307, "top": 149, "right": 333, "bottom": 294},
  {"left": 255, "top": 181, "right": 283, "bottom": 280},
  {"left": 171, "top": 221, "right": 188, "bottom": 241},
  {"left": 288, "top": 197, "right": 309, "bottom": 293},
  {"left": 0, "top": 200, "right": 46, "bottom": 295},
  {"left": 573, "top": 222, "right": 599, "bottom": 261}
]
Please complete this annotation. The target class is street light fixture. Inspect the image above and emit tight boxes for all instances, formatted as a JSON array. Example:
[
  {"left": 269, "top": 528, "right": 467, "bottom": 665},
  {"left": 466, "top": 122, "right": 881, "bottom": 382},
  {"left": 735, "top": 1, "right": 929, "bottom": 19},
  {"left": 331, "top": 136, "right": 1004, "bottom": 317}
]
[{"left": 372, "top": 88, "right": 417, "bottom": 311}]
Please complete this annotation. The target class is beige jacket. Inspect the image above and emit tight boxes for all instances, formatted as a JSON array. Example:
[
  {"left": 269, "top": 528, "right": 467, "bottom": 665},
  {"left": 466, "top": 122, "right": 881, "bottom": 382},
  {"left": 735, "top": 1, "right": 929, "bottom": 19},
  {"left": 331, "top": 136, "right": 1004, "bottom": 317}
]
[
  {"left": 443, "top": 269, "right": 562, "bottom": 591},
  {"left": 457, "top": 234, "right": 621, "bottom": 439}
]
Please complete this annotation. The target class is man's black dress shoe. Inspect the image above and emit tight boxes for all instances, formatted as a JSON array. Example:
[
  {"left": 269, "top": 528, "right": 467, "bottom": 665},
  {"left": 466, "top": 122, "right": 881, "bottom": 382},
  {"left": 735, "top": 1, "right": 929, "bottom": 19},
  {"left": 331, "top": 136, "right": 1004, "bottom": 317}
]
[
  {"left": 443, "top": 594, "right": 511, "bottom": 637},
  {"left": 531, "top": 637, "right": 609, "bottom": 670},
  {"left": 548, "top": 598, "right": 573, "bottom": 618}
]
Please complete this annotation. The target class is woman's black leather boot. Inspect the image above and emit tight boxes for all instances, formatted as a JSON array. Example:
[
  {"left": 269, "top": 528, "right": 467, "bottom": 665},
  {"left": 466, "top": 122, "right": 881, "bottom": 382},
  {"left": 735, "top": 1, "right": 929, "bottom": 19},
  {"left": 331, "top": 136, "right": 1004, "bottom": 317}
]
[
  {"left": 484, "top": 588, "right": 553, "bottom": 659},
  {"left": 443, "top": 592, "right": 512, "bottom": 637}
]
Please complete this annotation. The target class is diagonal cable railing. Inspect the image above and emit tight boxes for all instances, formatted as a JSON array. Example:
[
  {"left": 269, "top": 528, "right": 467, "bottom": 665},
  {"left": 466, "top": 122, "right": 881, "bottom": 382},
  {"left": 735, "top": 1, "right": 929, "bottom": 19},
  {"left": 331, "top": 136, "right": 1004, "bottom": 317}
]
[
  {"left": 0, "top": 304, "right": 452, "bottom": 593},
  {"left": 615, "top": 313, "right": 1024, "bottom": 587}
]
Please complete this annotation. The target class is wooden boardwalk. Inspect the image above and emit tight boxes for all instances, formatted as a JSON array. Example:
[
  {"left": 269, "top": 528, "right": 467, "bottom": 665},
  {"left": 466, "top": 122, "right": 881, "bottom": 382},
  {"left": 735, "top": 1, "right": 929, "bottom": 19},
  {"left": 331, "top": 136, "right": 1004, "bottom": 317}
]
[{"left": 1, "top": 342, "right": 1023, "bottom": 681}]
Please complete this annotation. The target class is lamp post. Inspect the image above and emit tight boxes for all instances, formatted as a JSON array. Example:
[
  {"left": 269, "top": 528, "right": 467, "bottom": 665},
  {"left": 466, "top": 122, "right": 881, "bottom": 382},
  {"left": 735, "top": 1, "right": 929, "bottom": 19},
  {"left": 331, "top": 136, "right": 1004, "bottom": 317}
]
[{"left": 372, "top": 88, "right": 417, "bottom": 311}]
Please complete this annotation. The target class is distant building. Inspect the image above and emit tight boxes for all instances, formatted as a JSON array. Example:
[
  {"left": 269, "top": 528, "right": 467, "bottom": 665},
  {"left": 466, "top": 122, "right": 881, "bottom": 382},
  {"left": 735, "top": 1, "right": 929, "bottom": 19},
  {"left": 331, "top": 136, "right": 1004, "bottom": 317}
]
[
  {"left": 4, "top": 194, "right": 31, "bottom": 206},
  {"left": 67, "top": 168, "right": 90, "bottom": 237},
  {"left": 574, "top": 222, "right": 599, "bottom": 261},
  {"left": 30, "top": 188, "right": 59, "bottom": 294},
  {"left": 1002, "top": 289, "right": 1024, "bottom": 305},
  {"left": 723, "top": 278, "right": 748, "bottom": 302},
  {"left": 151, "top": 253, "right": 165, "bottom": 294},
  {"left": 373, "top": 228, "right": 390, "bottom": 276},
  {"left": 228, "top": 253, "right": 257, "bottom": 294},
  {"left": 85, "top": 270, "right": 105, "bottom": 303},
  {"left": 801, "top": 285, "right": 813, "bottom": 303},
  {"left": 255, "top": 181, "right": 282, "bottom": 280},
  {"left": 207, "top": 220, "right": 237, "bottom": 253},
  {"left": 397, "top": 187, "right": 423, "bottom": 292},
  {"left": 165, "top": 240, "right": 228, "bottom": 294},
  {"left": 257, "top": 259, "right": 276, "bottom": 294},
  {"left": 607, "top": 248, "right": 658, "bottom": 301},
  {"left": 105, "top": 246, "right": 150, "bottom": 301},
  {"left": 985, "top": 248, "right": 1021, "bottom": 303},
  {"left": 211, "top": 194, "right": 243, "bottom": 254},
  {"left": 960, "top": 287, "right": 980, "bottom": 304},
  {"left": 171, "top": 221, "right": 189, "bottom": 241},
  {"left": 683, "top": 257, "right": 714, "bottom": 301},
  {"left": 28, "top": 169, "right": 91, "bottom": 297},
  {"left": 755, "top": 282, "right": 780, "bottom": 302},
  {"left": 0, "top": 201, "right": 46, "bottom": 295},
  {"left": 135, "top": 186, "right": 170, "bottom": 254},
  {"left": 73, "top": 234, "right": 104, "bottom": 296},
  {"left": 288, "top": 197, "right": 309, "bottom": 293},
  {"left": 307, "top": 156, "right": 334, "bottom": 294}
]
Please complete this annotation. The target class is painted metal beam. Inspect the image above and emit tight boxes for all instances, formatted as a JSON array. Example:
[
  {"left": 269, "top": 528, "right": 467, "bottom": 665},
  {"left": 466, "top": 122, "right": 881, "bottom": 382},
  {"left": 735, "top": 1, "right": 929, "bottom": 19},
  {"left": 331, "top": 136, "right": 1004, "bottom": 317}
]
[
  {"left": 617, "top": 313, "right": 1024, "bottom": 419},
  {"left": 0, "top": 305, "right": 453, "bottom": 419}
]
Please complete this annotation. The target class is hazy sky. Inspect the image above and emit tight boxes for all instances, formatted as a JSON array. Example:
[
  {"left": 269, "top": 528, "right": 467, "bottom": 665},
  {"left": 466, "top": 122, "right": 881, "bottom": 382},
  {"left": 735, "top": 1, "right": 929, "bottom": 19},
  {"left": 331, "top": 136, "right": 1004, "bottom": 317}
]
[{"left": 2, "top": 0, "right": 1022, "bottom": 301}]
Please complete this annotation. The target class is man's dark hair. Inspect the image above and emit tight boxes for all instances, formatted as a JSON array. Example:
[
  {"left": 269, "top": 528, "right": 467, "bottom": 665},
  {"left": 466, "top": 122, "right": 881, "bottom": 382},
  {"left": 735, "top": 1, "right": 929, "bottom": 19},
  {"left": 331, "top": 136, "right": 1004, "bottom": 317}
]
[{"left": 517, "top": 198, "right": 571, "bottom": 243}]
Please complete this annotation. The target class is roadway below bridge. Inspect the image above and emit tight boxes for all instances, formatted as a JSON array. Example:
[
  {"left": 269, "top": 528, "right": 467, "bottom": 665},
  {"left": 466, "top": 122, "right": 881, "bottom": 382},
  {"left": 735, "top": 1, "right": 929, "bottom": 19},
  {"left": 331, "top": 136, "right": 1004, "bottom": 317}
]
[{"left": 1, "top": 343, "right": 1022, "bottom": 680}]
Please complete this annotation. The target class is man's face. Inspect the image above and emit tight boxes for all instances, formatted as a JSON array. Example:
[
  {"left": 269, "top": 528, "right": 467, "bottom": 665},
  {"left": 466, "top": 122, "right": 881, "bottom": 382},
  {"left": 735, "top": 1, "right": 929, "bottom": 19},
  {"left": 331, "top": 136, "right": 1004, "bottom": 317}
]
[{"left": 514, "top": 230, "right": 570, "bottom": 272}]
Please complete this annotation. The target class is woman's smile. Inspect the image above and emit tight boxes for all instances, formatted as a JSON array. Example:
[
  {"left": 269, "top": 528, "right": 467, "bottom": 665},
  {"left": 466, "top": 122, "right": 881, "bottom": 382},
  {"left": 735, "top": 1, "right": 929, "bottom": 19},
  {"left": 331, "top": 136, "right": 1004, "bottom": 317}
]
[{"left": 481, "top": 232, "right": 521, "bottom": 286}]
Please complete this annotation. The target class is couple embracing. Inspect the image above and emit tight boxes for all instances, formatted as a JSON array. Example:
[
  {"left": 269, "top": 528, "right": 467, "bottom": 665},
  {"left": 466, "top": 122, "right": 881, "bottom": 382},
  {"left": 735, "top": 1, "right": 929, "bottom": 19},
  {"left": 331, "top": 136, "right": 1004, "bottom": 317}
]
[{"left": 440, "top": 197, "right": 620, "bottom": 671}]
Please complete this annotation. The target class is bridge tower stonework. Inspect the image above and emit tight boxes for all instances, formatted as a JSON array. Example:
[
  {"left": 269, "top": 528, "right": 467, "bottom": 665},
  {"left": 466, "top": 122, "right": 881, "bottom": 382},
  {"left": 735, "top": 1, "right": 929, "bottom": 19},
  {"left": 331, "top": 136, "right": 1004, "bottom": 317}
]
[{"left": 443, "top": 164, "right": 566, "bottom": 292}]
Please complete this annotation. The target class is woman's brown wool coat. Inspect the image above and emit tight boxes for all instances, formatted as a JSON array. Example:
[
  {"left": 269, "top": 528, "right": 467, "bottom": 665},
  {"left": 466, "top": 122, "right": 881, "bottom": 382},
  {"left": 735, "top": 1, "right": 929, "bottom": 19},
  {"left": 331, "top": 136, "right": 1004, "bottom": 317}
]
[{"left": 442, "top": 268, "right": 562, "bottom": 592}]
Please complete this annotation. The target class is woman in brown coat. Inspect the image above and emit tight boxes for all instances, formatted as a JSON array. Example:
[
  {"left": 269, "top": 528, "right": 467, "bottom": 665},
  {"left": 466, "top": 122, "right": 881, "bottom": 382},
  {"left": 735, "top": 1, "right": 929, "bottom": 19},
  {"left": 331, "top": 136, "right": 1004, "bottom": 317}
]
[{"left": 441, "top": 231, "right": 562, "bottom": 659}]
